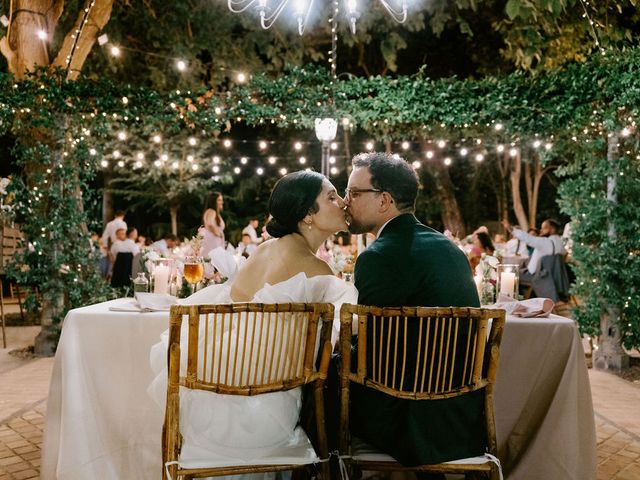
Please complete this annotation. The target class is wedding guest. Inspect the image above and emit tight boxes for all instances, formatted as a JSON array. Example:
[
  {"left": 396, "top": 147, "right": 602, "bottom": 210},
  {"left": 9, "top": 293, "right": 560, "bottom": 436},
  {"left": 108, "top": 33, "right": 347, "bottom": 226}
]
[
  {"left": 151, "top": 234, "right": 178, "bottom": 256},
  {"left": 127, "top": 227, "right": 138, "bottom": 242},
  {"left": 504, "top": 230, "right": 529, "bottom": 258},
  {"left": 502, "top": 218, "right": 565, "bottom": 279},
  {"left": 200, "top": 192, "right": 225, "bottom": 255},
  {"left": 468, "top": 231, "right": 495, "bottom": 271},
  {"left": 345, "top": 152, "right": 481, "bottom": 467},
  {"left": 101, "top": 210, "right": 127, "bottom": 247},
  {"left": 110, "top": 228, "right": 140, "bottom": 258},
  {"left": 526, "top": 227, "right": 539, "bottom": 256},
  {"left": 241, "top": 218, "right": 263, "bottom": 245},
  {"left": 100, "top": 210, "right": 127, "bottom": 278},
  {"left": 110, "top": 228, "right": 139, "bottom": 288},
  {"left": 235, "top": 233, "right": 257, "bottom": 258}
]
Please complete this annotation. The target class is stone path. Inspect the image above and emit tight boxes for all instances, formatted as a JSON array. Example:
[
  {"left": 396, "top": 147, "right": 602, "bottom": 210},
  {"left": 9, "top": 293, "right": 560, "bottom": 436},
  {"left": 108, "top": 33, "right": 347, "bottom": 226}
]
[{"left": 1, "top": 326, "right": 640, "bottom": 479}]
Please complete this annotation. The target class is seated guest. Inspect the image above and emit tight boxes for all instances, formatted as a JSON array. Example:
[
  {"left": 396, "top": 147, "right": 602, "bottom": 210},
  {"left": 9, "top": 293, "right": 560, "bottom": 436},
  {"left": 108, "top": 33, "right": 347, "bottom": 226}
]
[
  {"left": 241, "top": 218, "right": 263, "bottom": 245},
  {"left": 236, "top": 233, "right": 257, "bottom": 257},
  {"left": 504, "top": 230, "right": 529, "bottom": 258},
  {"left": 502, "top": 219, "right": 567, "bottom": 300},
  {"left": 127, "top": 227, "right": 139, "bottom": 243},
  {"left": 468, "top": 231, "right": 495, "bottom": 271},
  {"left": 110, "top": 228, "right": 140, "bottom": 258},
  {"left": 151, "top": 234, "right": 178, "bottom": 256}
]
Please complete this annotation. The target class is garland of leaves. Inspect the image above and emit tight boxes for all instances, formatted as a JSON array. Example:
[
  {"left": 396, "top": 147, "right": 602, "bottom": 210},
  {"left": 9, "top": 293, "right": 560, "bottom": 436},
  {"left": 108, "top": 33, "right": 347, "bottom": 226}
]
[{"left": 0, "top": 49, "right": 638, "bottom": 350}]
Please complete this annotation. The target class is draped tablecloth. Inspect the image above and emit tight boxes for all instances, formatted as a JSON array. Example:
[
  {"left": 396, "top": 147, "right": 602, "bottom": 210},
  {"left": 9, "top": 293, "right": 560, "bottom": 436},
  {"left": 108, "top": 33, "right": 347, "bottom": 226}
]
[{"left": 41, "top": 299, "right": 596, "bottom": 479}]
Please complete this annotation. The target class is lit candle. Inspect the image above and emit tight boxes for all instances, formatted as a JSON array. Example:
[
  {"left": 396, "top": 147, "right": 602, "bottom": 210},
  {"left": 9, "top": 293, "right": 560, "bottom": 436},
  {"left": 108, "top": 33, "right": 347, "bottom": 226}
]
[
  {"left": 153, "top": 265, "right": 170, "bottom": 294},
  {"left": 500, "top": 272, "right": 516, "bottom": 298}
]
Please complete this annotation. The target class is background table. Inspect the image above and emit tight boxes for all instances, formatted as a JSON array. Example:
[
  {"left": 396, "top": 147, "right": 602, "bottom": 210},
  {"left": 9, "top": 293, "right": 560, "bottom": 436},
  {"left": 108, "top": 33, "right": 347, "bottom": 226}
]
[{"left": 41, "top": 299, "right": 596, "bottom": 479}]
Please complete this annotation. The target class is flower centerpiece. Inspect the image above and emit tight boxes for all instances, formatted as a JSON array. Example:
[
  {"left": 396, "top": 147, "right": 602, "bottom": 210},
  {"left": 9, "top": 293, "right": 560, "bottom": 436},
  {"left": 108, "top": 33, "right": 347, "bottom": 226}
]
[{"left": 474, "top": 253, "right": 499, "bottom": 305}]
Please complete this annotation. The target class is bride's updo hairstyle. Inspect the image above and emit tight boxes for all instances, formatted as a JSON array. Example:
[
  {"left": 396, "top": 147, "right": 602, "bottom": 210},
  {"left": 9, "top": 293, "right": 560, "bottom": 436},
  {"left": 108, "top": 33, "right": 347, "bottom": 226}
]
[{"left": 266, "top": 171, "right": 324, "bottom": 238}]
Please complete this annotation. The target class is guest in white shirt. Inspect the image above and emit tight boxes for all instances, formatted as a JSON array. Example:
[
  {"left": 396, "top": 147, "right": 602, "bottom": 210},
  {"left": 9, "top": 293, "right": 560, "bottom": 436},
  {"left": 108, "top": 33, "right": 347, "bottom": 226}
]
[
  {"left": 503, "top": 231, "right": 529, "bottom": 258},
  {"left": 101, "top": 211, "right": 127, "bottom": 248},
  {"left": 236, "top": 233, "right": 257, "bottom": 257},
  {"left": 100, "top": 211, "right": 127, "bottom": 278},
  {"left": 241, "top": 219, "right": 262, "bottom": 245},
  {"left": 502, "top": 218, "right": 565, "bottom": 277},
  {"left": 150, "top": 234, "right": 179, "bottom": 256},
  {"left": 110, "top": 228, "right": 140, "bottom": 258}
]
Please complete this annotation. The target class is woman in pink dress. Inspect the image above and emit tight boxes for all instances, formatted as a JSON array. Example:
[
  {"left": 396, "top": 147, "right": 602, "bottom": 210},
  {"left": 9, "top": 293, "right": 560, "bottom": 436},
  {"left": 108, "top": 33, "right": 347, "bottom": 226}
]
[{"left": 199, "top": 192, "right": 225, "bottom": 256}]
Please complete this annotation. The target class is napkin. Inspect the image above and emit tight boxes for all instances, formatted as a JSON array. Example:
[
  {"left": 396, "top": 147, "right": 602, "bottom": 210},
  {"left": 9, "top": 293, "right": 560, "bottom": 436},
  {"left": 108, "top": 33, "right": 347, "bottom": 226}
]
[
  {"left": 489, "top": 293, "right": 554, "bottom": 318},
  {"left": 108, "top": 293, "right": 178, "bottom": 312}
]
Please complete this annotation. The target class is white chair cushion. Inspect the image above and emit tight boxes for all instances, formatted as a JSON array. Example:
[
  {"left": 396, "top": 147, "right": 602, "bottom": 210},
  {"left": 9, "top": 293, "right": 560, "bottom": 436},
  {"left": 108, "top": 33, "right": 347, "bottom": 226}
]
[
  {"left": 177, "top": 426, "right": 319, "bottom": 469},
  {"left": 351, "top": 436, "right": 495, "bottom": 465}
]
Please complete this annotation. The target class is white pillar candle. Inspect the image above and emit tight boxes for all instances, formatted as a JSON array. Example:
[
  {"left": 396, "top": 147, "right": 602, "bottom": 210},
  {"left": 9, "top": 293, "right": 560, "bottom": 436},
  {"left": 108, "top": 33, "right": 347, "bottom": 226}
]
[
  {"left": 500, "top": 271, "right": 516, "bottom": 298},
  {"left": 153, "top": 265, "right": 170, "bottom": 294}
]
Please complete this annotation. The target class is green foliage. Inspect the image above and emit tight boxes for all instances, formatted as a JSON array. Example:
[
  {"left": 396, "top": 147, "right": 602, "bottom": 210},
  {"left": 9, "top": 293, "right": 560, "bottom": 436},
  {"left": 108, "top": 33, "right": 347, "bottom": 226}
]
[
  {"left": 557, "top": 134, "right": 640, "bottom": 348},
  {"left": 2, "top": 46, "right": 640, "bottom": 346},
  {"left": 494, "top": 0, "right": 640, "bottom": 72}
]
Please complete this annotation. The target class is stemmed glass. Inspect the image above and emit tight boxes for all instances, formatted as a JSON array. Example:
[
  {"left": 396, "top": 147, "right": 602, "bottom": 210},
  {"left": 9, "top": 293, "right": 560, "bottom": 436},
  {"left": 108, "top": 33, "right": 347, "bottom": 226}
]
[{"left": 183, "top": 256, "right": 204, "bottom": 295}]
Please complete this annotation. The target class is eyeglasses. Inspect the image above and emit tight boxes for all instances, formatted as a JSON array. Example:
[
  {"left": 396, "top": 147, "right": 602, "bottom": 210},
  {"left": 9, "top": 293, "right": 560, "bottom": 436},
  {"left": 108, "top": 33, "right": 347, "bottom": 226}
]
[{"left": 344, "top": 187, "right": 383, "bottom": 200}]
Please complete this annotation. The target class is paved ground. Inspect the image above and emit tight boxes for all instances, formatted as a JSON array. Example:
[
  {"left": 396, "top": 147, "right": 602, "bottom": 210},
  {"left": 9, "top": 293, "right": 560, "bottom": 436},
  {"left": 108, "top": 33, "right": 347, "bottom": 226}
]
[{"left": 1, "top": 323, "right": 640, "bottom": 479}]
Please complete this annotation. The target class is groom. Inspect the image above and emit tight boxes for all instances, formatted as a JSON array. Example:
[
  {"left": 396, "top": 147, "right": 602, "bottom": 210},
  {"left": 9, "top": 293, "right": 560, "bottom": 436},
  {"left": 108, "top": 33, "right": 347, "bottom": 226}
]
[{"left": 344, "top": 152, "right": 484, "bottom": 467}]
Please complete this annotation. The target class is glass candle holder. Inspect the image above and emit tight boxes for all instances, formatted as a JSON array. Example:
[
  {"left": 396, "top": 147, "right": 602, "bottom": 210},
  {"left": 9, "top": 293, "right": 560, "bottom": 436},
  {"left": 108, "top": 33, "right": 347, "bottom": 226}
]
[
  {"left": 151, "top": 258, "right": 173, "bottom": 295},
  {"left": 497, "top": 263, "right": 519, "bottom": 299}
]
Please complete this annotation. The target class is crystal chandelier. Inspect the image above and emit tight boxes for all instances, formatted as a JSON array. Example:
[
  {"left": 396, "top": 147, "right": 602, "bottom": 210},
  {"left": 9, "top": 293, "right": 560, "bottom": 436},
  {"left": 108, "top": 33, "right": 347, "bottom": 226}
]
[{"left": 227, "top": 0, "right": 408, "bottom": 35}]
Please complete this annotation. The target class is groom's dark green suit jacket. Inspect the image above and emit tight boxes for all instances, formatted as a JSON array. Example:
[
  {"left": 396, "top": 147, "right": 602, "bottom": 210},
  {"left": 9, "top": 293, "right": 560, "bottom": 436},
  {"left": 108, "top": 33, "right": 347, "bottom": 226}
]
[{"left": 351, "top": 213, "right": 484, "bottom": 466}]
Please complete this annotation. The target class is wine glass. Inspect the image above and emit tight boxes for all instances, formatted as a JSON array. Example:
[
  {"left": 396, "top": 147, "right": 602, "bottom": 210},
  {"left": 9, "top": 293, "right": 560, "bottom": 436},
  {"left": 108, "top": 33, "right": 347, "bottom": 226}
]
[{"left": 183, "top": 256, "right": 204, "bottom": 294}]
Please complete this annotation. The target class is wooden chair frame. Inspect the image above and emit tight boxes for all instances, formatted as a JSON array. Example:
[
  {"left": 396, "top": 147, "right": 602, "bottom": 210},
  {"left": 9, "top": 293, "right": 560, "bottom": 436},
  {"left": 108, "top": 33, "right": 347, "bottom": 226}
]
[
  {"left": 338, "top": 304, "right": 506, "bottom": 479},
  {"left": 162, "top": 302, "right": 335, "bottom": 480}
]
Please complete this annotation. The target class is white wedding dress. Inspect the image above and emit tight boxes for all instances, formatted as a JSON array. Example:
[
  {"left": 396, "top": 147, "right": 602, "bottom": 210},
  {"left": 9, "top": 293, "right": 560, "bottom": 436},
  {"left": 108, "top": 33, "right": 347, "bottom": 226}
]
[{"left": 148, "top": 271, "right": 357, "bottom": 478}]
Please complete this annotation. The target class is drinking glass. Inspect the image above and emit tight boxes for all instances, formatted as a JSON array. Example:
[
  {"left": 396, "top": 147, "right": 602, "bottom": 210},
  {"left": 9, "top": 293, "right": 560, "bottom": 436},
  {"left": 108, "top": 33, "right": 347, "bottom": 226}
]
[{"left": 183, "top": 256, "right": 205, "bottom": 294}]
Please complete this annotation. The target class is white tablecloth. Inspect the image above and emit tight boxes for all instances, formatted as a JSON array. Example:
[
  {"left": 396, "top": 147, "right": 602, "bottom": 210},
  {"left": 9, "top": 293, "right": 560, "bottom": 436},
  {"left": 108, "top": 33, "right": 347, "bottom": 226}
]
[{"left": 41, "top": 299, "right": 596, "bottom": 479}]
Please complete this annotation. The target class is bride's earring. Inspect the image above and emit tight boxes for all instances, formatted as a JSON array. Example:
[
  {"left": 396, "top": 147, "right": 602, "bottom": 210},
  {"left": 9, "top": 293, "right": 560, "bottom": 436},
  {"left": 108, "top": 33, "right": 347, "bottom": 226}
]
[{"left": 307, "top": 222, "right": 312, "bottom": 230}]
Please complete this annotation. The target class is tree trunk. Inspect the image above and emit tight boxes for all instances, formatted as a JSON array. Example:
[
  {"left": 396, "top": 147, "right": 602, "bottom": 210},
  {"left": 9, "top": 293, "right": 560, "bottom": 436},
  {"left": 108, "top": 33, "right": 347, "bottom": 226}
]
[
  {"left": 0, "top": 0, "right": 64, "bottom": 78},
  {"left": 523, "top": 156, "right": 544, "bottom": 227},
  {"left": 170, "top": 206, "right": 178, "bottom": 236},
  {"left": 0, "top": 0, "right": 115, "bottom": 353},
  {"left": 510, "top": 151, "right": 529, "bottom": 230},
  {"left": 593, "top": 133, "right": 629, "bottom": 370},
  {"left": 52, "top": 0, "right": 115, "bottom": 80}
]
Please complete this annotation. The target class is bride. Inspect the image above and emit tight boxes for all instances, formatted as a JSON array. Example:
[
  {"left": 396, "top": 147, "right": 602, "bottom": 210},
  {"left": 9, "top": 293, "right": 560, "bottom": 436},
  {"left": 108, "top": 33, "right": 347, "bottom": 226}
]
[{"left": 148, "top": 170, "right": 357, "bottom": 474}]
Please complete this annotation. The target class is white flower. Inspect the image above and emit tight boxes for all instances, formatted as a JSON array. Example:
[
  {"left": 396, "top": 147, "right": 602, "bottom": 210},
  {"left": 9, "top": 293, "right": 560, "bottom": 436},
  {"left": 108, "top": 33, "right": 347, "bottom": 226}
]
[{"left": 475, "top": 253, "right": 499, "bottom": 281}]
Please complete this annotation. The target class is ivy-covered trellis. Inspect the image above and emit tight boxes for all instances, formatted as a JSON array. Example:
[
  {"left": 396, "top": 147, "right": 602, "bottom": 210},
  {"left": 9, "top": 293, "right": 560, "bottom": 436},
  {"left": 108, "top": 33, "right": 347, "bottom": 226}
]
[{"left": 1, "top": 48, "right": 639, "bottom": 354}]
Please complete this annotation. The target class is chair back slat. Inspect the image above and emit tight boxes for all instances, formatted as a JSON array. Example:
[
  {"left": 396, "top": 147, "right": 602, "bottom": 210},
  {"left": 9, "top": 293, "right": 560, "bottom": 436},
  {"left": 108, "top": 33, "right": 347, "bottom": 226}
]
[
  {"left": 447, "top": 318, "right": 460, "bottom": 391},
  {"left": 340, "top": 305, "right": 505, "bottom": 400},
  {"left": 170, "top": 303, "right": 334, "bottom": 394}
]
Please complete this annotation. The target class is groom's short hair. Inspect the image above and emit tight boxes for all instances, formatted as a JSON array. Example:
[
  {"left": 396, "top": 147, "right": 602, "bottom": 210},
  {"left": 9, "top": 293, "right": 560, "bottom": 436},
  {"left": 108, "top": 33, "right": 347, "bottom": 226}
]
[{"left": 352, "top": 152, "right": 419, "bottom": 212}]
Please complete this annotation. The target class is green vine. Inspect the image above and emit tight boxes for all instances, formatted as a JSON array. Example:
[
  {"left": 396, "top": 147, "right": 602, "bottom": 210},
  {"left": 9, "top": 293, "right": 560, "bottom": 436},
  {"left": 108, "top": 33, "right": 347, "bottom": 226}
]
[{"left": 0, "top": 49, "right": 639, "bottom": 347}]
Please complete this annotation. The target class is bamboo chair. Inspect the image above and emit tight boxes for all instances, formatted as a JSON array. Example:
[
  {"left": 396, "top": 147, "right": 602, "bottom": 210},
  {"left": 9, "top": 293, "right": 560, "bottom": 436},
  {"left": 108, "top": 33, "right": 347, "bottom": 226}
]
[
  {"left": 162, "top": 302, "right": 335, "bottom": 480},
  {"left": 338, "top": 304, "right": 506, "bottom": 480}
]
